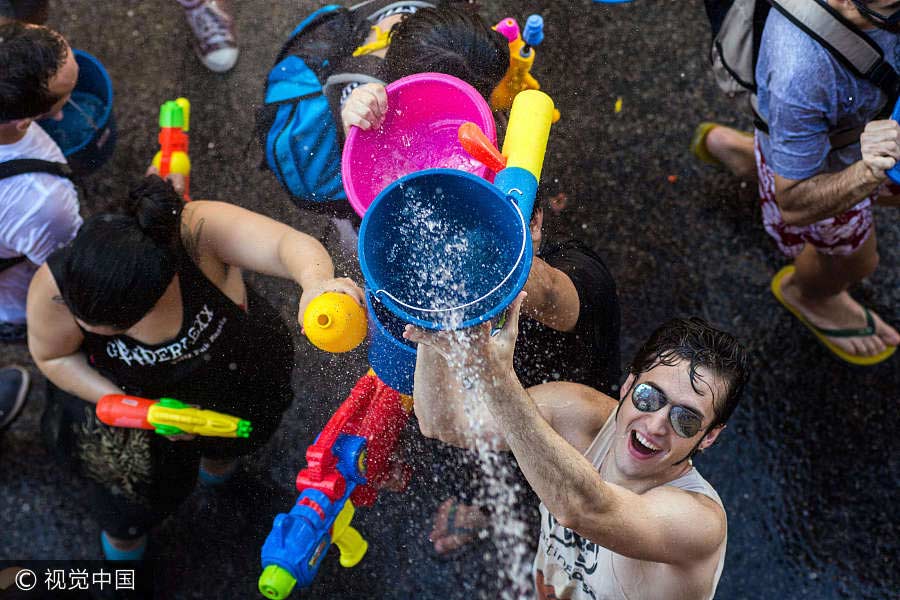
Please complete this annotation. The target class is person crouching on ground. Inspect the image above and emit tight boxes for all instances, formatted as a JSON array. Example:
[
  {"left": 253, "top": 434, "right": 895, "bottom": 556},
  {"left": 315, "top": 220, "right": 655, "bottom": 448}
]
[
  {"left": 26, "top": 175, "right": 363, "bottom": 560},
  {"left": 405, "top": 294, "right": 749, "bottom": 599}
]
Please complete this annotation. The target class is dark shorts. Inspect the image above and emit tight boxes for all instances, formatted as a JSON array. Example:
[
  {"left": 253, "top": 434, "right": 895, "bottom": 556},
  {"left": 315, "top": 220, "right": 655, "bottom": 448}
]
[{"left": 0, "top": 0, "right": 49, "bottom": 22}]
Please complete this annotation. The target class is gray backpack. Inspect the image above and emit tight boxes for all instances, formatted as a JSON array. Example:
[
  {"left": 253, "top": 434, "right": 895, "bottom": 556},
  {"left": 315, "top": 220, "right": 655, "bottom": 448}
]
[{"left": 707, "top": 0, "right": 900, "bottom": 147}]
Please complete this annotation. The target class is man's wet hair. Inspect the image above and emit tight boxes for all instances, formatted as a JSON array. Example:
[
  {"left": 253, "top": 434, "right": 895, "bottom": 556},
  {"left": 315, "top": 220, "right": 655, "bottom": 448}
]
[
  {"left": 383, "top": 5, "right": 509, "bottom": 101},
  {"left": 627, "top": 317, "right": 750, "bottom": 430},
  {"left": 0, "top": 22, "right": 67, "bottom": 121},
  {"left": 60, "top": 176, "right": 184, "bottom": 330}
]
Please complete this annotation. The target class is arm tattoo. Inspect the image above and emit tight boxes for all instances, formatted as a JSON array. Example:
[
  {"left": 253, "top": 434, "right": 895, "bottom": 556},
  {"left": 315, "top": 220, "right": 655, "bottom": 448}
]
[{"left": 180, "top": 217, "right": 205, "bottom": 264}]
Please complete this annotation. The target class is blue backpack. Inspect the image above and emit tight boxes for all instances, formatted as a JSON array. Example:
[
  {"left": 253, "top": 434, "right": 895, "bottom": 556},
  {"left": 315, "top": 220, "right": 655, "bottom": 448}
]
[{"left": 257, "top": 1, "right": 437, "bottom": 209}]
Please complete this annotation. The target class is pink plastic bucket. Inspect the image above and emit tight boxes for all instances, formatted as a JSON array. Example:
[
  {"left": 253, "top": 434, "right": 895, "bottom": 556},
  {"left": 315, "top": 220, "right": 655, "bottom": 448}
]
[{"left": 341, "top": 73, "right": 497, "bottom": 217}]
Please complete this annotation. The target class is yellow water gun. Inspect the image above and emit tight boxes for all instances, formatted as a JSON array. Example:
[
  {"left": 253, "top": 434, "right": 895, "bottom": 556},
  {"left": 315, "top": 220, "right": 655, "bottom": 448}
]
[
  {"left": 96, "top": 394, "right": 251, "bottom": 438},
  {"left": 490, "top": 15, "right": 560, "bottom": 122}
]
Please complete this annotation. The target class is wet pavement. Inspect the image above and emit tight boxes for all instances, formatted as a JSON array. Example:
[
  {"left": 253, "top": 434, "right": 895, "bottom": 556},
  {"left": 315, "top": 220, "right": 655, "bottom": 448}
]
[{"left": 1, "top": 1, "right": 898, "bottom": 599}]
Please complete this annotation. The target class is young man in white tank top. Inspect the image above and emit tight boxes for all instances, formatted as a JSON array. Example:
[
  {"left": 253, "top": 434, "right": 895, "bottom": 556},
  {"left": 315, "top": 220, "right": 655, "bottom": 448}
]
[{"left": 405, "top": 293, "right": 750, "bottom": 600}]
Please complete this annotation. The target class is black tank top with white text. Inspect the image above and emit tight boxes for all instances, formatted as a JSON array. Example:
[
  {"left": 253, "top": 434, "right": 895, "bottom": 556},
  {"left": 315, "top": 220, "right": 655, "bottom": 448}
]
[{"left": 46, "top": 240, "right": 294, "bottom": 410}]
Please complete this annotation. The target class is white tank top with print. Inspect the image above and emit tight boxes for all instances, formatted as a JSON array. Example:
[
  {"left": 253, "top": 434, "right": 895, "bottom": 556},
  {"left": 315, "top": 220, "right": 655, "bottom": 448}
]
[{"left": 532, "top": 412, "right": 727, "bottom": 600}]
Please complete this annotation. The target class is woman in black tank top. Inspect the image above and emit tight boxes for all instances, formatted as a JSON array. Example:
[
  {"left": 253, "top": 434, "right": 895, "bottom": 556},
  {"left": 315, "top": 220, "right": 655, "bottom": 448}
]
[{"left": 26, "top": 176, "right": 363, "bottom": 559}]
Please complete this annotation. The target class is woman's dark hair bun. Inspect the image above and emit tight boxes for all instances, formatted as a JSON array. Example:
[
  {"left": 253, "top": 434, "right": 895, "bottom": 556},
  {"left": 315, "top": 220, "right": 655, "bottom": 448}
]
[{"left": 128, "top": 175, "right": 183, "bottom": 246}]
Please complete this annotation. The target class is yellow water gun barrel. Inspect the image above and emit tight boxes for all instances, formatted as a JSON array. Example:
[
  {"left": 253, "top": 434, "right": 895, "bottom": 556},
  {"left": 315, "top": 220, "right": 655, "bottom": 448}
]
[
  {"left": 501, "top": 90, "right": 555, "bottom": 182},
  {"left": 147, "top": 398, "right": 252, "bottom": 438}
]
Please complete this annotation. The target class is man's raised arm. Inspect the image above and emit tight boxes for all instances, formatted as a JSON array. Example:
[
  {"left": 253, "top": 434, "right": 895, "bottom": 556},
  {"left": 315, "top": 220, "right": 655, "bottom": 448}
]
[{"left": 442, "top": 293, "right": 726, "bottom": 567}]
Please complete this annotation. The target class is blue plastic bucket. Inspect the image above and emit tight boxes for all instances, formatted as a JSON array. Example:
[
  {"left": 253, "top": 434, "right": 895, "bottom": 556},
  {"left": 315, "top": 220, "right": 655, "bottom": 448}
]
[
  {"left": 38, "top": 49, "right": 116, "bottom": 175},
  {"left": 366, "top": 291, "right": 416, "bottom": 395},
  {"left": 359, "top": 168, "right": 533, "bottom": 330}
]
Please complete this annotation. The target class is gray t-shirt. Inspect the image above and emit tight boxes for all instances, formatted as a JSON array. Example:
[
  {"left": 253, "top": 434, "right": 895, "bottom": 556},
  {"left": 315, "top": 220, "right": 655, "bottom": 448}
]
[{"left": 756, "top": 5, "right": 900, "bottom": 180}]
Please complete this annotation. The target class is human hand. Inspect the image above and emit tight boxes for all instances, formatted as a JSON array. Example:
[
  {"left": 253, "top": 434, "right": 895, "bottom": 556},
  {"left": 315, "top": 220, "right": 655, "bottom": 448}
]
[
  {"left": 145, "top": 165, "right": 187, "bottom": 197},
  {"left": 340, "top": 83, "right": 388, "bottom": 137},
  {"left": 860, "top": 119, "right": 900, "bottom": 181},
  {"left": 297, "top": 277, "right": 365, "bottom": 330},
  {"left": 403, "top": 292, "right": 527, "bottom": 384}
]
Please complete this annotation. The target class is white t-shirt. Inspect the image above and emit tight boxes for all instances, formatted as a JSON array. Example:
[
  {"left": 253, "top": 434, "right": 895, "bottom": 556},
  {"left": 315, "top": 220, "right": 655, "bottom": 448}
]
[{"left": 0, "top": 122, "right": 81, "bottom": 324}]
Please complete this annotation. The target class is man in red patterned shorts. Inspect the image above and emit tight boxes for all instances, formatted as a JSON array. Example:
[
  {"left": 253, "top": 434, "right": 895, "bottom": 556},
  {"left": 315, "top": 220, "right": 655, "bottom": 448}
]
[{"left": 694, "top": 0, "right": 900, "bottom": 365}]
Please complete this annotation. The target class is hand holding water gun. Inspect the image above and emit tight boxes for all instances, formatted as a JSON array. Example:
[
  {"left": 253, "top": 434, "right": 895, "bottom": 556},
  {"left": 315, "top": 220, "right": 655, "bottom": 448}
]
[
  {"left": 151, "top": 97, "right": 191, "bottom": 201},
  {"left": 96, "top": 394, "right": 252, "bottom": 438},
  {"left": 490, "top": 15, "right": 560, "bottom": 122},
  {"left": 302, "top": 292, "right": 368, "bottom": 353},
  {"left": 883, "top": 98, "right": 900, "bottom": 185},
  {"left": 258, "top": 372, "right": 412, "bottom": 599}
]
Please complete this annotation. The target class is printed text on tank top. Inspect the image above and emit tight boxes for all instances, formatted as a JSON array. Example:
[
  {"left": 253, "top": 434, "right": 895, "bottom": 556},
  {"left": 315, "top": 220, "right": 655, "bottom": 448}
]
[{"left": 96, "top": 267, "right": 245, "bottom": 368}]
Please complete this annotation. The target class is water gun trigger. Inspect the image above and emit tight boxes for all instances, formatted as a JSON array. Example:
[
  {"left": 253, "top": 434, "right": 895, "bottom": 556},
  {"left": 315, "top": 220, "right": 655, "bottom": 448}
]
[{"left": 458, "top": 122, "right": 507, "bottom": 173}]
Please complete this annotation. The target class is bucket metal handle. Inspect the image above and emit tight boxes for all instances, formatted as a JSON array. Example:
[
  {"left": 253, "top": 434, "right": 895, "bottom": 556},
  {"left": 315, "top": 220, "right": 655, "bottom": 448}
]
[{"left": 374, "top": 199, "right": 528, "bottom": 316}]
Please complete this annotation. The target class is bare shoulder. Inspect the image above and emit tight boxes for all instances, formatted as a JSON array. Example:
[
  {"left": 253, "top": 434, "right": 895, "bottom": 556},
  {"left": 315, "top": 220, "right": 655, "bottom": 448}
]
[
  {"left": 179, "top": 201, "right": 222, "bottom": 264},
  {"left": 28, "top": 263, "right": 59, "bottom": 299},
  {"left": 27, "top": 263, "right": 71, "bottom": 320},
  {"left": 644, "top": 484, "right": 727, "bottom": 541},
  {"left": 27, "top": 264, "right": 83, "bottom": 359},
  {"left": 529, "top": 381, "right": 618, "bottom": 453}
]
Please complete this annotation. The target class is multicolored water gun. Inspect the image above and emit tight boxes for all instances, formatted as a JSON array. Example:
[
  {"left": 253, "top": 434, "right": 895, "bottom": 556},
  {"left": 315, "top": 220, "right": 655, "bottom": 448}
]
[
  {"left": 151, "top": 97, "right": 192, "bottom": 201},
  {"left": 303, "top": 292, "right": 367, "bottom": 353},
  {"left": 490, "top": 15, "right": 560, "bottom": 122},
  {"left": 96, "top": 394, "right": 252, "bottom": 438},
  {"left": 258, "top": 372, "right": 411, "bottom": 599},
  {"left": 458, "top": 90, "right": 555, "bottom": 184}
]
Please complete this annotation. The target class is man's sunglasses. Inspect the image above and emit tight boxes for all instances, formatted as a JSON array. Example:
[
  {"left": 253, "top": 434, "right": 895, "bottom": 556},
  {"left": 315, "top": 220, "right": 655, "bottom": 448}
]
[
  {"left": 631, "top": 383, "right": 705, "bottom": 439},
  {"left": 851, "top": 0, "right": 900, "bottom": 26}
]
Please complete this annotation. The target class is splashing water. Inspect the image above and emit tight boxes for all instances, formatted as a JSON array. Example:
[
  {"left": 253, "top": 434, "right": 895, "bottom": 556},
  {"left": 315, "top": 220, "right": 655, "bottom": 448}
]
[
  {"left": 381, "top": 186, "right": 505, "bottom": 317},
  {"left": 379, "top": 184, "right": 534, "bottom": 596},
  {"left": 442, "top": 326, "right": 534, "bottom": 600},
  {"left": 371, "top": 118, "right": 487, "bottom": 195}
]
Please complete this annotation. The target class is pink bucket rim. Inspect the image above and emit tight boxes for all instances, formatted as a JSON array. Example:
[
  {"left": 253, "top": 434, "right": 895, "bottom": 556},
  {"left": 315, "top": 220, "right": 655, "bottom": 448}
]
[{"left": 342, "top": 72, "right": 497, "bottom": 218}]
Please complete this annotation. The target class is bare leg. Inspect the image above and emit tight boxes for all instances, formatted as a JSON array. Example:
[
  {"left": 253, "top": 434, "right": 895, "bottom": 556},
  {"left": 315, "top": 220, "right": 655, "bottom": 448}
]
[
  {"left": 705, "top": 126, "right": 757, "bottom": 181},
  {"left": 780, "top": 232, "right": 900, "bottom": 356}
]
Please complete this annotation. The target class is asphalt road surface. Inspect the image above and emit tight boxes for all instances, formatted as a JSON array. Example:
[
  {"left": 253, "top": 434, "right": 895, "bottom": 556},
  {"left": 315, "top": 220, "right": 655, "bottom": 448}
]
[{"left": 1, "top": 1, "right": 897, "bottom": 599}]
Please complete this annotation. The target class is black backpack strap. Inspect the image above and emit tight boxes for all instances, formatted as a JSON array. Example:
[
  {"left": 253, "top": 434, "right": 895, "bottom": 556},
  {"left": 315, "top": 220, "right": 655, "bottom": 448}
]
[
  {"left": 0, "top": 255, "right": 27, "bottom": 274},
  {"left": 0, "top": 159, "right": 73, "bottom": 181},
  {"left": 770, "top": 0, "right": 900, "bottom": 101}
]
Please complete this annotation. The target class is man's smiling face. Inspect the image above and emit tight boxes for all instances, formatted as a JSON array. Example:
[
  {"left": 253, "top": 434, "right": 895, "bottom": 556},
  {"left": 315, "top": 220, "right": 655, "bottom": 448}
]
[{"left": 612, "top": 360, "right": 726, "bottom": 481}]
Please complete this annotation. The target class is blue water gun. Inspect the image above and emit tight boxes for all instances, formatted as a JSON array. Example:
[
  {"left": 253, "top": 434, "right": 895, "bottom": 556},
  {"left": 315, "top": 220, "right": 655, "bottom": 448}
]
[
  {"left": 258, "top": 433, "right": 368, "bottom": 599},
  {"left": 887, "top": 99, "right": 900, "bottom": 184},
  {"left": 258, "top": 373, "right": 411, "bottom": 599}
]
